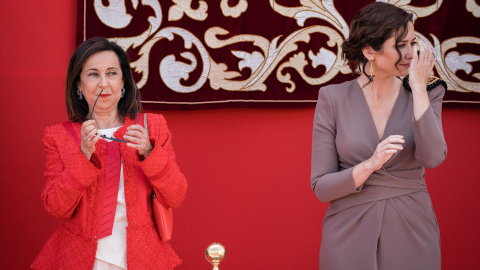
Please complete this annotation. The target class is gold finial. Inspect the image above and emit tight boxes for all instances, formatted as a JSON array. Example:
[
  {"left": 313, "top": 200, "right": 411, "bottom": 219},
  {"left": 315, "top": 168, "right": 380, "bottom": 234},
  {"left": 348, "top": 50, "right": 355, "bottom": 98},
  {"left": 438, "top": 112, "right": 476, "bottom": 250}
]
[{"left": 205, "top": 243, "right": 226, "bottom": 270}]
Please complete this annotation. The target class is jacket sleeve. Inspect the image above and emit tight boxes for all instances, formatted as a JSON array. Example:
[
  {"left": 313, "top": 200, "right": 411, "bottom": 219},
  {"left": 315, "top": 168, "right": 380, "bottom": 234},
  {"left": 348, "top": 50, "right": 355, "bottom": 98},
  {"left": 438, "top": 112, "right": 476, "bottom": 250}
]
[
  {"left": 310, "top": 87, "right": 357, "bottom": 203},
  {"left": 139, "top": 114, "right": 188, "bottom": 208},
  {"left": 41, "top": 125, "right": 99, "bottom": 218},
  {"left": 413, "top": 85, "right": 447, "bottom": 168}
]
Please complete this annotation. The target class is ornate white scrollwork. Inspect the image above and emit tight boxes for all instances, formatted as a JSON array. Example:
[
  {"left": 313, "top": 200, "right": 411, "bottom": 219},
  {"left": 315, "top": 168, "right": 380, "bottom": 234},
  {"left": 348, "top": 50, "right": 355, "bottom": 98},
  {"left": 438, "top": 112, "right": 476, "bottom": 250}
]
[
  {"left": 220, "top": 0, "right": 248, "bottom": 18},
  {"left": 107, "top": 0, "right": 162, "bottom": 51},
  {"left": 466, "top": 0, "right": 480, "bottom": 18},
  {"left": 130, "top": 27, "right": 210, "bottom": 93},
  {"left": 94, "top": 0, "right": 133, "bottom": 29},
  {"left": 270, "top": 0, "right": 349, "bottom": 38},
  {"left": 168, "top": 0, "right": 208, "bottom": 21},
  {"left": 378, "top": 0, "right": 443, "bottom": 21},
  {"left": 93, "top": 0, "right": 478, "bottom": 96},
  {"left": 417, "top": 32, "right": 480, "bottom": 93}
]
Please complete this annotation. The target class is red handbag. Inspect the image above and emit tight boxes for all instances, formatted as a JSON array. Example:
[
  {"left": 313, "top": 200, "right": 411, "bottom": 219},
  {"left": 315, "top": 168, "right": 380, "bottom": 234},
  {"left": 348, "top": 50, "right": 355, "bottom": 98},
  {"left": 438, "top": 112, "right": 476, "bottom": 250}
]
[{"left": 151, "top": 187, "right": 173, "bottom": 241}]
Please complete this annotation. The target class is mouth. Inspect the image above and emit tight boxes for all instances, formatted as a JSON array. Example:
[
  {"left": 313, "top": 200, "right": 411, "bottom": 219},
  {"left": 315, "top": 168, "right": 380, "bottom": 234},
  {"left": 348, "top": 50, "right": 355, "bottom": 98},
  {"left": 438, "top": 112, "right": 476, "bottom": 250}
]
[
  {"left": 400, "top": 63, "right": 410, "bottom": 68},
  {"left": 99, "top": 94, "right": 110, "bottom": 98}
]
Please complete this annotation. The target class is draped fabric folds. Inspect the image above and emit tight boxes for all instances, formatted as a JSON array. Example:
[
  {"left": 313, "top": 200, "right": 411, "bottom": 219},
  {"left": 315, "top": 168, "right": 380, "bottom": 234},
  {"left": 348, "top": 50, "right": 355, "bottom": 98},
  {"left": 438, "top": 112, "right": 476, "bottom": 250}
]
[
  {"left": 96, "top": 141, "right": 121, "bottom": 239},
  {"left": 311, "top": 79, "right": 446, "bottom": 269},
  {"left": 77, "top": 0, "right": 480, "bottom": 109}
]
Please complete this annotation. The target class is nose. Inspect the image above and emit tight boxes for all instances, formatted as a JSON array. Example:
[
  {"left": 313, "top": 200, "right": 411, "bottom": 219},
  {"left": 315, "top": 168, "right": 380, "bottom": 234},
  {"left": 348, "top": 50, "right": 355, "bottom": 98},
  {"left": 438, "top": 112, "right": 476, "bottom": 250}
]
[
  {"left": 405, "top": 45, "right": 414, "bottom": 60},
  {"left": 98, "top": 75, "right": 108, "bottom": 89}
]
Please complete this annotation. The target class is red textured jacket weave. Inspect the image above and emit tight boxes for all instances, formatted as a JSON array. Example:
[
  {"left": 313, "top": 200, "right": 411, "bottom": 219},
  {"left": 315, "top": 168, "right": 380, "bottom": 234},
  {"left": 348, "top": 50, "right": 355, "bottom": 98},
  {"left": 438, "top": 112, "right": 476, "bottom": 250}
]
[{"left": 32, "top": 114, "right": 187, "bottom": 270}]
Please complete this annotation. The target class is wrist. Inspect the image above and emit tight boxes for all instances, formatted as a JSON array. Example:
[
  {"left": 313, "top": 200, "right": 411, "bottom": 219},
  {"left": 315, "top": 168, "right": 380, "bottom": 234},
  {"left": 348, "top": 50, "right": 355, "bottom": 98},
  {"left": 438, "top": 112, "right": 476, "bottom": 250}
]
[
  {"left": 364, "top": 158, "right": 378, "bottom": 172},
  {"left": 409, "top": 82, "right": 427, "bottom": 93},
  {"left": 142, "top": 145, "right": 154, "bottom": 159},
  {"left": 81, "top": 147, "right": 93, "bottom": 160}
]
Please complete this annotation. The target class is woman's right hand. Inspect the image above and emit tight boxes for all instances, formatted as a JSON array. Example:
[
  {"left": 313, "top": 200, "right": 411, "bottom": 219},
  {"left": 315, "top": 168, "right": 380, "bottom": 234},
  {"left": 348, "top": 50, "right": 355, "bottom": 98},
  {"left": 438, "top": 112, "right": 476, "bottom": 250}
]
[
  {"left": 80, "top": 120, "right": 99, "bottom": 160},
  {"left": 366, "top": 135, "right": 404, "bottom": 171}
]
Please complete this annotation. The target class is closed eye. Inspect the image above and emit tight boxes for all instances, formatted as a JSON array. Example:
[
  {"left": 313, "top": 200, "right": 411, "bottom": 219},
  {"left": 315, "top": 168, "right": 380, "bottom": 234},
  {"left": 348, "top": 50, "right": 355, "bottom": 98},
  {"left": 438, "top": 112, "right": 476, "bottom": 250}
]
[{"left": 397, "top": 41, "right": 417, "bottom": 48}]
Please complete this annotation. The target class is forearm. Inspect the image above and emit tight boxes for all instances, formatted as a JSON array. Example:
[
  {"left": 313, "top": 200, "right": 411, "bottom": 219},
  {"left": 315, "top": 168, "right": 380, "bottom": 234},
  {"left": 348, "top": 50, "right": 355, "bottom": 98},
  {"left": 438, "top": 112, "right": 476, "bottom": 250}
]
[
  {"left": 140, "top": 114, "right": 188, "bottom": 207},
  {"left": 413, "top": 106, "right": 447, "bottom": 168},
  {"left": 411, "top": 84, "right": 430, "bottom": 121},
  {"left": 42, "top": 174, "right": 87, "bottom": 219},
  {"left": 352, "top": 159, "right": 376, "bottom": 189},
  {"left": 42, "top": 127, "right": 99, "bottom": 218},
  {"left": 412, "top": 85, "right": 447, "bottom": 168},
  {"left": 312, "top": 166, "right": 357, "bottom": 203},
  {"left": 141, "top": 148, "right": 187, "bottom": 208},
  {"left": 42, "top": 159, "right": 98, "bottom": 218}
]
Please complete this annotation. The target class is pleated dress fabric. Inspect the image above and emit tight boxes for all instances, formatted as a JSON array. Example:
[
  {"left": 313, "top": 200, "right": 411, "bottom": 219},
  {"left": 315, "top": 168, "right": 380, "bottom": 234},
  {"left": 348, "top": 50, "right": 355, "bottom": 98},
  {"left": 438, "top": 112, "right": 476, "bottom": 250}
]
[{"left": 311, "top": 79, "right": 447, "bottom": 270}]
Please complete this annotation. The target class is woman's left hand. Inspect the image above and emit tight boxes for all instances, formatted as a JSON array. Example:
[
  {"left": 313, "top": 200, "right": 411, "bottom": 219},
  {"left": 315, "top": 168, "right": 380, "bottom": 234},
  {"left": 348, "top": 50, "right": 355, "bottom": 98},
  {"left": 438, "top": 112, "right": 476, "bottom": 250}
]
[
  {"left": 124, "top": 124, "right": 153, "bottom": 158},
  {"left": 408, "top": 39, "right": 436, "bottom": 92}
]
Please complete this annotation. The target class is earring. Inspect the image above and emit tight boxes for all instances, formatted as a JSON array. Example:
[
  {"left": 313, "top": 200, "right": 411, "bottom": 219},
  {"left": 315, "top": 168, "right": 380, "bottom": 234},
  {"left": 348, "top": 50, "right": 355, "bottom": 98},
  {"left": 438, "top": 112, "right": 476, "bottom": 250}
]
[
  {"left": 368, "top": 60, "right": 375, "bottom": 82},
  {"left": 121, "top": 88, "right": 125, "bottom": 98},
  {"left": 77, "top": 89, "right": 83, "bottom": 100}
]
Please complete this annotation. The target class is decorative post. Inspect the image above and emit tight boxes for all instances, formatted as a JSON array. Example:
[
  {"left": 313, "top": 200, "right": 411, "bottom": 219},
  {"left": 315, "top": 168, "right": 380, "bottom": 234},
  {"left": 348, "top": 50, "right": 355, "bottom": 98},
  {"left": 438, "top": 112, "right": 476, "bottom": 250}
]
[{"left": 205, "top": 242, "right": 226, "bottom": 270}]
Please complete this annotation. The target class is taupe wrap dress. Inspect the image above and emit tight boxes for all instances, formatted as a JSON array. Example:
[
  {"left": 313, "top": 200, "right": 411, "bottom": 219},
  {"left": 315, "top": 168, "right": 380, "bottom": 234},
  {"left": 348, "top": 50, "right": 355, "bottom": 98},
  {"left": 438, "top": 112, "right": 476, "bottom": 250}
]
[{"left": 311, "top": 79, "right": 447, "bottom": 270}]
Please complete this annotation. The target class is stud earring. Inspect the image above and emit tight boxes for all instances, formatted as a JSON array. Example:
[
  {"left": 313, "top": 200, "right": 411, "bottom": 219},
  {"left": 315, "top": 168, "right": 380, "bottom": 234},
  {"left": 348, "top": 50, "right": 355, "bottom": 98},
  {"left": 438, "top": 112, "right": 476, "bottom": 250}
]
[
  {"left": 368, "top": 60, "right": 375, "bottom": 82},
  {"left": 77, "top": 89, "right": 83, "bottom": 100},
  {"left": 121, "top": 88, "right": 125, "bottom": 98}
]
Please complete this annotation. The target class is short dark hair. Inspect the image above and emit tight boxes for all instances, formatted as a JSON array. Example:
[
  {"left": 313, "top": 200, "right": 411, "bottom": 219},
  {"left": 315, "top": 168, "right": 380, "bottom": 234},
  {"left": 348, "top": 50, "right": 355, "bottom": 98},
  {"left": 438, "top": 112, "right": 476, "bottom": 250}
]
[
  {"left": 341, "top": 2, "right": 413, "bottom": 74},
  {"left": 65, "top": 37, "right": 142, "bottom": 122}
]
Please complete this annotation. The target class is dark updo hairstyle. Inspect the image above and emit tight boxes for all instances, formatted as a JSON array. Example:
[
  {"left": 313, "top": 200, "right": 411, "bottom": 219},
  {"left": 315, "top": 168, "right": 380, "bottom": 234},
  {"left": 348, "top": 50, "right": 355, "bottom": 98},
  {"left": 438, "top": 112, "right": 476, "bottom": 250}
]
[
  {"left": 341, "top": 2, "right": 413, "bottom": 75},
  {"left": 65, "top": 37, "right": 142, "bottom": 122}
]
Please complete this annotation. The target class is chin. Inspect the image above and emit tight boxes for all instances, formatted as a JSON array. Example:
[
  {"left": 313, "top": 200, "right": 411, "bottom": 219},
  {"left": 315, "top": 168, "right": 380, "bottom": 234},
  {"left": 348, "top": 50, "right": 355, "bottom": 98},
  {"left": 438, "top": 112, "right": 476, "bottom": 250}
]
[{"left": 396, "top": 70, "right": 409, "bottom": 78}]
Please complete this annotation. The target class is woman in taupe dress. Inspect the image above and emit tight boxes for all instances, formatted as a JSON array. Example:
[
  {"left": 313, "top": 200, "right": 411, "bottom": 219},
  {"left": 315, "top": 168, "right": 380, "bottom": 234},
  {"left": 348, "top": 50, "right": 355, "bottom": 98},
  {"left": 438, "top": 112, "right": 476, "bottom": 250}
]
[{"left": 310, "top": 3, "right": 447, "bottom": 270}]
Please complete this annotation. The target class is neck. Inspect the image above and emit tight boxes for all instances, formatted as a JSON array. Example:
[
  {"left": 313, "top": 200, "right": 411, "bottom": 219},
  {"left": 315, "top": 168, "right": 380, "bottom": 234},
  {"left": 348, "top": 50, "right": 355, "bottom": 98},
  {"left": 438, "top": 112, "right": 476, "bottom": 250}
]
[
  {"left": 91, "top": 110, "right": 124, "bottom": 129},
  {"left": 359, "top": 73, "right": 400, "bottom": 99}
]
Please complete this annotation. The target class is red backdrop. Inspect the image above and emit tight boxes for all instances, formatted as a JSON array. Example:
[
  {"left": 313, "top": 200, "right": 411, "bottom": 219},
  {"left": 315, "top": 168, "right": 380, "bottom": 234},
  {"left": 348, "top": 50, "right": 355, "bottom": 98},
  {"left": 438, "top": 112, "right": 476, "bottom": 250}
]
[{"left": 1, "top": 1, "right": 479, "bottom": 269}]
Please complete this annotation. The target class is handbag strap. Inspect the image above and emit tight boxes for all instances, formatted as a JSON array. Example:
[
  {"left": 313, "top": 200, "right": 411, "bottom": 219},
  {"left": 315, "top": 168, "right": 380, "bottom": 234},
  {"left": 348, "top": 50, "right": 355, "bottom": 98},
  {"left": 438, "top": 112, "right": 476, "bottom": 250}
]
[
  {"left": 135, "top": 114, "right": 150, "bottom": 221},
  {"left": 144, "top": 113, "right": 148, "bottom": 134},
  {"left": 62, "top": 121, "right": 81, "bottom": 145}
]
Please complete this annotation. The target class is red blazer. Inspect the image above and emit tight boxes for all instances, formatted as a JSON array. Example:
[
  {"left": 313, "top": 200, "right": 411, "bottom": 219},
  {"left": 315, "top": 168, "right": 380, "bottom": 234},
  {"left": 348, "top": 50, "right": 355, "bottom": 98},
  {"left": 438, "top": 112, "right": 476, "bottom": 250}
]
[{"left": 32, "top": 114, "right": 187, "bottom": 270}]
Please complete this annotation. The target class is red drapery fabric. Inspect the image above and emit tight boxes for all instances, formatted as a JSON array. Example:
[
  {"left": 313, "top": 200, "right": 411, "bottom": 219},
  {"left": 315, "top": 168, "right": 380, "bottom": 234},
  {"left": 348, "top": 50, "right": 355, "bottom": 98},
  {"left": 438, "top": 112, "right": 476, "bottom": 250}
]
[{"left": 77, "top": 0, "right": 480, "bottom": 109}]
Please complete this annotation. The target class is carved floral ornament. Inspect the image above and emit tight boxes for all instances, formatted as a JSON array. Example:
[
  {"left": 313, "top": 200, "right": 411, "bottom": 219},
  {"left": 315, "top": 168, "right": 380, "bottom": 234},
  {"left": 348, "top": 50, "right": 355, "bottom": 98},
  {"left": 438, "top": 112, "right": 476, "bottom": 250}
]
[{"left": 86, "top": 0, "right": 479, "bottom": 107}]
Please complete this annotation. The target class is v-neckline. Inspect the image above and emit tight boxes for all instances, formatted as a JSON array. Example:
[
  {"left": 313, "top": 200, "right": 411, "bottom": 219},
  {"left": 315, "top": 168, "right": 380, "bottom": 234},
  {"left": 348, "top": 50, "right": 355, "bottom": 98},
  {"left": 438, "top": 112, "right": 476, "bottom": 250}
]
[{"left": 355, "top": 79, "right": 402, "bottom": 142}]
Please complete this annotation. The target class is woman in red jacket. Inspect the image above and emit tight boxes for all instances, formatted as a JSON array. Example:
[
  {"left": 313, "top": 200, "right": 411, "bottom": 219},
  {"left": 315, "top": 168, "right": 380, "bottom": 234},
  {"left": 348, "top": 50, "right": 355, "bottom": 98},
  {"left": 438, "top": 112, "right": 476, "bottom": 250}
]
[{"left": 32, "top": 38, "right": 188, "bottom": 270}]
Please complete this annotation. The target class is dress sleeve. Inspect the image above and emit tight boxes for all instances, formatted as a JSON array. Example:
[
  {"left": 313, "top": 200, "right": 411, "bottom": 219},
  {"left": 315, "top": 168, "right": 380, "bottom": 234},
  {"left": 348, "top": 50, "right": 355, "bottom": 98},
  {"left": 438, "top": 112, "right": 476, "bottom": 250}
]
[
  {"left": 311, "top": 88, "right": 357, "bottom": 203},
  {"left": 413, "top": 85, "right": 447, "bottom": 168},
  {"left": 139, "top": 114, "right": 188, "bottom": 208},
  {"left": 41, "top": 125, "right": 99, "bottom": 218}
]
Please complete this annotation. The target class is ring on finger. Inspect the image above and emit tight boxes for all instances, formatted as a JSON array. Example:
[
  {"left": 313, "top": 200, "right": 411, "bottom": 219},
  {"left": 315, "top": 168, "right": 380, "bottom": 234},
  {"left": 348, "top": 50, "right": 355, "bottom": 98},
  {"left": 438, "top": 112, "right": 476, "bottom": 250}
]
[{"left": 87, "top": 136, "right": 93, "bottom": 141}]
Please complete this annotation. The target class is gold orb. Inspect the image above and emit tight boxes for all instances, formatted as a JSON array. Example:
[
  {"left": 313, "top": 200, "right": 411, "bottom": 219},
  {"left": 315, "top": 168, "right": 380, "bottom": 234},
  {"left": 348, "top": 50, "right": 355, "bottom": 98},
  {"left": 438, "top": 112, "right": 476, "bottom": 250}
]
[{"left": 205, "top": 242, "right": 226, "bottom": 264}]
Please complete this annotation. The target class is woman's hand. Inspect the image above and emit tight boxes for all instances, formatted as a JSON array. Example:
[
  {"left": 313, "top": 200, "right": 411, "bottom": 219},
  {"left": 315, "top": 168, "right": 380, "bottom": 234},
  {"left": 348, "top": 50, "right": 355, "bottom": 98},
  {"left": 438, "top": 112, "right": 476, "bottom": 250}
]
[
  {"left": 81, "top": 120, "right": 100, "bottom": 160},
  {"left": 366, "top": 135, "right": 404, "bottom": 171},
  {"left": 124, "top": 124, "right": 153, "bottom": 158},
  {"left": 408, "top": 39, "right": 436, "bottom": 92}
]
